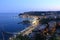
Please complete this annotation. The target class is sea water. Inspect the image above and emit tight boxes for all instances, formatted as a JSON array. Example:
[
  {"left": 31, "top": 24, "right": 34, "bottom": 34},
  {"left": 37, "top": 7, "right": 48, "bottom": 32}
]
[{"left": 0, "top": 13, "right": 30, "bottom": 40}]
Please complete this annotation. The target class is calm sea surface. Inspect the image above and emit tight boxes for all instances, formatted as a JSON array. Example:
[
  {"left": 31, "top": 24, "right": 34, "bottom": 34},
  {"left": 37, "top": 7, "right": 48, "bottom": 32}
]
[{"left": 0, "top": 13, "right": 30, "bottom": 40}]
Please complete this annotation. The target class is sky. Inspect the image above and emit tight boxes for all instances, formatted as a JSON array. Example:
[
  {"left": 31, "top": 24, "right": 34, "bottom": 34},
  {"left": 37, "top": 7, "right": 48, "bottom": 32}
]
[{"left": 0, "top": 0, "right": 60, "bottom": 13}]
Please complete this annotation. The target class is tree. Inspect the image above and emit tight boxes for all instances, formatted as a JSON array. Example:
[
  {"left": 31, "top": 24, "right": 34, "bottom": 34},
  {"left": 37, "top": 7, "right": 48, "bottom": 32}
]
[{"left": 14, "top": 35, "right": 31, "bottom": 40}]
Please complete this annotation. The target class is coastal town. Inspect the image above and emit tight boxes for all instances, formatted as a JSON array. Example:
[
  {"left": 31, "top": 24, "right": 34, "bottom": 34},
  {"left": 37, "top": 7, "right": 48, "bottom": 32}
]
[{"left": 9, "top": 11, "right": 60, "bottom": 40}]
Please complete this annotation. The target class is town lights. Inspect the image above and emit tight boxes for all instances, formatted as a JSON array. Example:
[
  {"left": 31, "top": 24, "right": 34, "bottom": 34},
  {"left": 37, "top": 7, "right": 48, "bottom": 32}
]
[
  {"left": 32, "top": 20, "right": 37, "bottom": 24},
  {"left": 32, "top": 19, "right": 39, "bottom": 26}
]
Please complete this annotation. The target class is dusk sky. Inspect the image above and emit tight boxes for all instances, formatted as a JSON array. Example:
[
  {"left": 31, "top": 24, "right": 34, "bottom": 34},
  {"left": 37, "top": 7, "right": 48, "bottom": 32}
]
[{"left": 0, "top": 0, "right": 60, "bottom": 13}]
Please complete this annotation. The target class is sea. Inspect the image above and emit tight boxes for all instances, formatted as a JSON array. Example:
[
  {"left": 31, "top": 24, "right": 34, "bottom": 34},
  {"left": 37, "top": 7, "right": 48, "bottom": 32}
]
[{"left": 0, "top": 13, "right": 30, "bottom": 40}]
